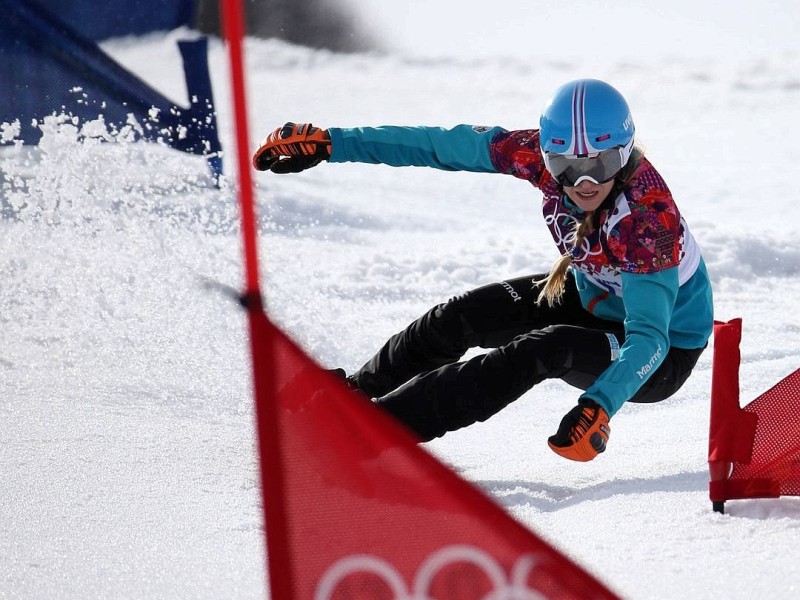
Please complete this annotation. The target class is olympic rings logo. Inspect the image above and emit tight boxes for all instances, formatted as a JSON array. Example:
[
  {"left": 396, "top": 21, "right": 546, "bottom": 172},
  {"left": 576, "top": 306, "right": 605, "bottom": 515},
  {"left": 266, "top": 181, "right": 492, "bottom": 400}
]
[
  {"left": 542, "top": 204, "right": 601, "bottom": 262},
  {"left": 315, "top": 545, "right": 551, "bottom": 600}
]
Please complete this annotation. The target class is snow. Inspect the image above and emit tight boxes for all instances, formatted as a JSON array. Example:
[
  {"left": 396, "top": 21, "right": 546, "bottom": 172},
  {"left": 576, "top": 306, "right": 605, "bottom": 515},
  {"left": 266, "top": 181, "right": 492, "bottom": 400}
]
[
  {"left": 347, "top": 0, "right": 800, "bottom": 60},
  {"left": 3, "top": 5, "right": 800, "bottom": 599}
]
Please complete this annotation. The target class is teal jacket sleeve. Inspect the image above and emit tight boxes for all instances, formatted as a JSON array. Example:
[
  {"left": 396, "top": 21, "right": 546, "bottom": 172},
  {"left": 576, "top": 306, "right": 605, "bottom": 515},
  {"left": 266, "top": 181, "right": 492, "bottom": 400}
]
[
  {"left": 580, "top": 267, "right": 679, "bottom": 417},
  {"left": 328, "top": 125, "right": 506, "bottom": 172}
]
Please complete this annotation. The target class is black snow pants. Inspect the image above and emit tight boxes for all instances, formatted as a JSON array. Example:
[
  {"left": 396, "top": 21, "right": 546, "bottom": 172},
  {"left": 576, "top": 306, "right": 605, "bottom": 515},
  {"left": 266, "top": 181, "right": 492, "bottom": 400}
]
[{"left": 349, "top": 273, "right": 704, "bottom": 441}]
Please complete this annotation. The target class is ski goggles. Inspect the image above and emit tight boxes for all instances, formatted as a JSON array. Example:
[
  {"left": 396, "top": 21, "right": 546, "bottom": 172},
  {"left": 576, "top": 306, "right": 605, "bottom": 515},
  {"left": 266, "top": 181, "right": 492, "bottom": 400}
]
[{"left": 544, "top": 141, "right": 633, "bottom": 187}]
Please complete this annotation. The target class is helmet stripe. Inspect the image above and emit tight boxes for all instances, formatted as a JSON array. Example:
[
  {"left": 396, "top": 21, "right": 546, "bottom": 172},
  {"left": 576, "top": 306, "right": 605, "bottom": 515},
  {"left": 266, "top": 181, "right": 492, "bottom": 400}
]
[
  {"left": 572, "top": 80, "right": 588, "bottom": 155},
  {"left": 570, "top": 82, "right": 580, "bottom": 154}
]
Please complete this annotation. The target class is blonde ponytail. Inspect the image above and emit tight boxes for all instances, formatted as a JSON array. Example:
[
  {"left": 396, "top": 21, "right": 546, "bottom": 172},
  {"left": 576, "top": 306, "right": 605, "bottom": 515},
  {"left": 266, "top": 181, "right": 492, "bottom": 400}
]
[{"left": 535, "top": 211, "right": 595, "bottom": 306}]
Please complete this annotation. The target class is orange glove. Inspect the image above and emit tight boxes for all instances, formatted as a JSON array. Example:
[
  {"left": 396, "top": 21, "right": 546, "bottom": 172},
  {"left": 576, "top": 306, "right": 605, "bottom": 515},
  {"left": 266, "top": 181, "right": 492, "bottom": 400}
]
[
  {"left": 547, "top": 399, "right": 610, "bottom": 462},
  {"left": 252, "top": 122, "right": 331, "bottom": 174}
]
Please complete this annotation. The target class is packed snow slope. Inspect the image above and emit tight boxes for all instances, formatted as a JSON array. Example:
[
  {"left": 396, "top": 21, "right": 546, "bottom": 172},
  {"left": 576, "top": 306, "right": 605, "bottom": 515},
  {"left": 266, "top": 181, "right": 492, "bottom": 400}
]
[{"left": 3, "top": 28, "right": 800, "bottom": 600}]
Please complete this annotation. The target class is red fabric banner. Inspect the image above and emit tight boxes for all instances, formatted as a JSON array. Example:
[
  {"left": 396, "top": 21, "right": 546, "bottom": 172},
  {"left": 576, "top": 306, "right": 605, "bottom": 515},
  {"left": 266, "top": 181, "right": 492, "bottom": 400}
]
[{"left": 252, "top": 309, "right": 621, "bottom": 600}]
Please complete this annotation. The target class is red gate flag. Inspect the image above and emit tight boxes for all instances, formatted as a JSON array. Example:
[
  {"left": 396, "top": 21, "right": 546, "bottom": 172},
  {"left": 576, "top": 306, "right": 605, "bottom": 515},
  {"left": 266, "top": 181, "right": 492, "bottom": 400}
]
[
  {"left": 217, "top": 0, "right": 620, "bottom": 595},
  {"left": 252, "top": 309, "right": 621, "bottom": 600},
  {"left": 709, "top": 319, "right": 800, "bottom": 513}
]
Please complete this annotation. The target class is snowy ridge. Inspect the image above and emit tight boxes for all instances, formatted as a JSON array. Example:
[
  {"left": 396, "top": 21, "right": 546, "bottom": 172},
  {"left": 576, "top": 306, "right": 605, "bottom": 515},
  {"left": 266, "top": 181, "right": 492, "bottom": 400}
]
[{"left": 3, "top": 33, "right": 800, "bottom": 599}]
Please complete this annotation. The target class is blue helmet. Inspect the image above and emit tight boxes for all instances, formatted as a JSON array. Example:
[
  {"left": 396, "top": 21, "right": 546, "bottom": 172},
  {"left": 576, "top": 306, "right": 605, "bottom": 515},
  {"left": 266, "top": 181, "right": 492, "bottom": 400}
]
[{"left": 539, "top": 79, "right": 635, "bottom": 157}]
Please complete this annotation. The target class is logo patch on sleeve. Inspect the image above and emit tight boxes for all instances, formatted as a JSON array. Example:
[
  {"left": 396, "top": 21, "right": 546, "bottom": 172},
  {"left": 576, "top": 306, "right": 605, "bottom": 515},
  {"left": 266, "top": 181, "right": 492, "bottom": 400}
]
[{"left": 606, "top": 333, "right": 621, "bottom": 362}]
